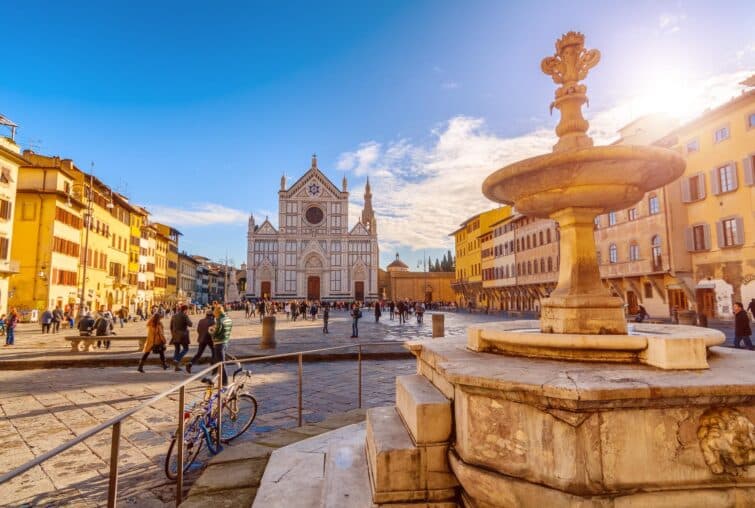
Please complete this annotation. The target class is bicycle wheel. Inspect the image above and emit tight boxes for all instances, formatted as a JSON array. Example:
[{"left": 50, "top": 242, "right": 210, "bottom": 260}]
[
  {"left": 220, "top": 393, "right": 258, "bottom": 443},
  {"left": 164, "top": 416, "right": 204, "bottom": 480}
]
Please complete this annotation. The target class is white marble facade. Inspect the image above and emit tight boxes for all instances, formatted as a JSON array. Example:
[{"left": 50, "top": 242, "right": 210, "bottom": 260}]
[{"left": 246, "top": 155, "right": 378, "bottom": 302}]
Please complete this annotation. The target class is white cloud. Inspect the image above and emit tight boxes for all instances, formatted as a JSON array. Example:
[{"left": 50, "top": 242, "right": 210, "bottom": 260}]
[
  {"left": 148, "top": 203, "right": 248, "bottom": 227},
  {"left": 338, "top": 71, "right": 749, "bottom": 253},
  {"left": 658, "top": 12, "right": 685, "bottom": 34}
]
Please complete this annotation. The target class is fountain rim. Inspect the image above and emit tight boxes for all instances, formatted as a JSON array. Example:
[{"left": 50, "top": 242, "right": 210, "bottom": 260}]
[{"left": 482, "top": 144, "right": 685, "bottom": 205}]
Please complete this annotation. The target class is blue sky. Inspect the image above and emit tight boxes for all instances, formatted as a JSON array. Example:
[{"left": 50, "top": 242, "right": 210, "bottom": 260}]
[{"left": 1, "top": 1, "right": 753, "bottom": 269}]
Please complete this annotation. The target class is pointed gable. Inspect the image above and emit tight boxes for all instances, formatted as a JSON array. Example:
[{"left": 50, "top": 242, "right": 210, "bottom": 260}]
[
  {"left": 283, "top": 155, "right": 345, "bottom": 198},
  {"left": 349, "top": 222, "right": 369, "bottom": 236},
  {"left": 255, "top": 219, "right": 278, "bottom": 235}
]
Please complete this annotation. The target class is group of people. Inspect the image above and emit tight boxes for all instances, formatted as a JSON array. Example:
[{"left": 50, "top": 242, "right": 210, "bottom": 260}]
[{"left": 137, "top": 302, "right": 233, "bottom": 385}]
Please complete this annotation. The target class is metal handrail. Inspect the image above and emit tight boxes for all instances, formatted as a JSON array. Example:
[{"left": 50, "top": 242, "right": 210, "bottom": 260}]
[{"left": 0, "top": 340, "right": 403, "bottom": 506}]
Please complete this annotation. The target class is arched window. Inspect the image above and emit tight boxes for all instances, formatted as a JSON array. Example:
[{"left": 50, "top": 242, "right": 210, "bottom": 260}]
[
  {"left": 534, "top": 260, "right": 538, "bottom": 274},
  {"left": 651, "top": 235, "right": 662, "bottom": 270},
  {"left": 539, "top": 231, "right": 544, "bottom": 245},
  {"left": 629, "top": 242, "right": 640, "bottom": 261},
  {"left": 547, "top": 257, "right": 553, "bottom": 272},
  {"left": 609, "top": 243, "right": 618, "bottom": 263},
  {"left": 526, "top": 236, "right": 531, "bottom": 249},
  {"left": 540, "top": 258, "right": 545, "bottom": 273},
  {"left": 648, "top": 194, "right": 660, "bottom": 215},
  {"left": 546, "top": 229, "right": 551, "bottom": 243},
  {"left": 527, "top": 260, "right": 532, "bottom": 274}
]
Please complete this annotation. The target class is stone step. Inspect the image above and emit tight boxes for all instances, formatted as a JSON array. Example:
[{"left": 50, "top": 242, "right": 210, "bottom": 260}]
[
  {"left": 396, "top": 374, "right": 452, "bottom": 445},
  {"left": 320, "top": 427, "right": 374, "bottom": 508},
  {"left": 366, "top": 406, "right": 457, "bottom": 504}
]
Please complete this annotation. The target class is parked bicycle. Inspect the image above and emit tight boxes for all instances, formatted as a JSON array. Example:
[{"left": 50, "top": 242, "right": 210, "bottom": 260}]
[{"left": 164, "top": 356, "right": 258, "bottom": 479}]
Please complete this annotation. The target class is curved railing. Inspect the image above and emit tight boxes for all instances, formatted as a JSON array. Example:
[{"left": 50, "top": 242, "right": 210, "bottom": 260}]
[{"left": 0, "top": 341, "right": 405, "bottom": 506}]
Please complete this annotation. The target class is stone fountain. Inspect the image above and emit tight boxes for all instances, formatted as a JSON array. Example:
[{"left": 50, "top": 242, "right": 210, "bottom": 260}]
[{"left": 252, "top": 32, "right": 755, "bottom": 508}]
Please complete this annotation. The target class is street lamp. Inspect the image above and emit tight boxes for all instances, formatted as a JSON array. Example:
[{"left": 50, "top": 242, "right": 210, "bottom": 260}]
[{"left": 70, "top": 163, "right": 95, "bottom": 318}]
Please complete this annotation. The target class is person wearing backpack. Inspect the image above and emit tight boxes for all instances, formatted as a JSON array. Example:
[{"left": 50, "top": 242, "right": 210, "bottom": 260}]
[
  {"left": 322, "top": 303, "right": 330, "bottom": 334},
  {"left": 350, "top": 302, "right": 362, "bottom": 338},
  {"left": 95, "top": 310, "right": 114, "bottom": 349}
]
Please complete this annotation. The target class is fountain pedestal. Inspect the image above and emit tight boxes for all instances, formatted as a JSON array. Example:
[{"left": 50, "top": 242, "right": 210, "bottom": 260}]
[{"left": 408, "top": 338, "right": 755, "bottom": 507}]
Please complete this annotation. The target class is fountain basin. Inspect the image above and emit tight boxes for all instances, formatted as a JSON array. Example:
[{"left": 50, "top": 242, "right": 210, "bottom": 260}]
[
  {"left": 482, "top": 145, "right": 685, "bottom": 217},
  {"left": 468, "top": 320, "right": 725, "bottom": 369}
]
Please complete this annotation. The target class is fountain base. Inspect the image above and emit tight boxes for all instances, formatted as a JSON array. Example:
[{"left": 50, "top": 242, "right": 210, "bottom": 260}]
[
  {"left": 406, "top": 337, "right": 755, "bottom": 508},
  {"left": 540, "top": 294, "right": 628, "bottom": 335},
  {"left": 468, "top": 320, "right": 724, "bottom": 369}
]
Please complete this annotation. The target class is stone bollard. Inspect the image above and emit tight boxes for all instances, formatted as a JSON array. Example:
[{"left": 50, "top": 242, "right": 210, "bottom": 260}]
[
  {"left": 432, "top": 313, "right": 445, "bottom": 338},
  {"left": 261, "top": 316, "right": 276, "bottom": 349}
]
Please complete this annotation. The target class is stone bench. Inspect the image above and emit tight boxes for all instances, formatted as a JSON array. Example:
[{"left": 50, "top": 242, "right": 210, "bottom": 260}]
[{"left": 64, "top": 335, "right": 146, "bottom": 352}]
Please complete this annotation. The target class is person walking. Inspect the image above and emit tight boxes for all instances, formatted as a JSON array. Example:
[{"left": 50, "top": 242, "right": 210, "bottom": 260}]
[
  {"left": 211, "top": 305, "right": 233, "bottom": 386},
  {"left": 170, "top": 304, "right": 192, "bottom": 371},
  {"left": 4, "top": 308, "right": 18, "bottom": 346},
  {"left": 389, "top": 300, "right": 395, "bottom": 320},
  {"left": 310, "top": 301, "right": 318, "bottom": 321},
  {"left": 52, "top": 305, "right": 64, "bottom": 333},
  {"left": 185, "top": 310, "right": 214, "bottom": 374},
  {"left": 258, "top": 300, "right": 266, "bottom": 322},
  {"left": 118, "top": 306, "right": 128, "bottom": 328},
  {"left": 40, "top": 308, "right": 53, "bottom": 333},
  {"left": 748, "top": 299, "right": 755, "bottom": 321},
  {"left": 322, "top": 303, "right": 330, "bottom": 334},
  {"left": 733, "top": 302, "right": 753, "bottom": 350},
  {"left": 350, "top": 302, "right": 362, "bottom": 338},
  {"left": 137, "top": 313, "right": 168, "bottom": 372},
  {"left": 374, "top": 301, "right": 382, "bottom": 323}
]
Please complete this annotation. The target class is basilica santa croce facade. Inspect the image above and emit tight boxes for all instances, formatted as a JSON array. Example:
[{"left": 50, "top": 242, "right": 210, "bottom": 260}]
[{"left": 245, "top": 155, "right": 378, "bottom": 302}]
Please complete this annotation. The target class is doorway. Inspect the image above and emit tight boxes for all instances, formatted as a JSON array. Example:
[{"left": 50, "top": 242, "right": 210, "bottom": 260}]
[
  {"left": 626, "top": 291, "right": 639, "bottom": 315},
  {"left": 355, "top": 281, "right": 364, "bottom": 302},
  {"left": 307, "top": 276, "right": 320, "bottom": 301},
  {"left": 261, "top": 281, "right": 271, "bottom": 299},
  {"left": 696, "top": 288, "right": 715, "bottom": 318}
]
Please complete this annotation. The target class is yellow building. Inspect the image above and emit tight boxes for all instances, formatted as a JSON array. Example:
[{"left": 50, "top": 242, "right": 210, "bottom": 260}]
[
  {"left": 666, "top": 82, "right": 755, "bottom": 319},
  {"left": 127, "top": 205, "right": 147, "bottom": 313},
  {"left": 154, "top": 223, "right": 181, "bottom": 302},
  {"left": 451, "top": 206, "right": 511, "bottom": 308},
  {"left": 11, "top": 152, "right": 84, "bottom": 313},
  {"left": 0, "top": 121, "right": 26, "bottom": 315},
  {"left": 70, "top": 167, "right": 134, "bottom": 313},
  {"left": 154, "top": 227, "right": 167, "bottom": 304},
  {"left": 377, "top": 254, "right": 455, "bottom": 303}
]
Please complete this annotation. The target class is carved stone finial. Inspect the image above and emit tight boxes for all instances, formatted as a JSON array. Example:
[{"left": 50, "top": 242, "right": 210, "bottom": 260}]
[
  {"left": 311, "top": 153, "right": 318, "bottom": 169},
  {"left": 697, "top": 407, "right": 755, "bottom": 475},
  {"left": 541, "top": 31, "right": 601, "bottom": 152}
]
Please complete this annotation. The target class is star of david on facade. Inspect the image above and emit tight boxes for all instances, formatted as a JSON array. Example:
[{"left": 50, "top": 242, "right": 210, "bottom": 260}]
[{"left": 308, "top": 183, "right": 320, "bottom": 196}]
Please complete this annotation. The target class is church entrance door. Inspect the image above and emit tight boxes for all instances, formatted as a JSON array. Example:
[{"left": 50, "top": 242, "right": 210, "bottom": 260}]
[
  {"left": 261, "top": 281, "right": 271, "bottom": 299},
  {"left": 307, "top": 276, "right": 320, "bottom": 301},
  {"left": 355, "top": 281, "right": 364, "bottom": 302}
]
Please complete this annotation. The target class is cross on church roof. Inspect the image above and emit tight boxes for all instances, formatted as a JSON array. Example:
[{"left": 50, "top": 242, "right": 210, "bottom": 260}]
[{"left": 311, "top": 153, "right": 318, "bottom": 169}]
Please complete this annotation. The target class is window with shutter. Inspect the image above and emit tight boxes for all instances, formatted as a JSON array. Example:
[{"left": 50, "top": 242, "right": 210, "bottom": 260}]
[
  {"left": 681, "top": 178, "right": 692, "bottom": 203},
  {"left": 720, "top": 218, "right": 740, "bottom": 247},
  {"left": 735, "top": 217, "right": 745, "bottom": 245},
  {"left": 696, "top": 173, "right": 706, "bottom": 199},
  {"left": 744, "top": 155, "right": 755, "bottom": 186},
  {"left": 685, "top": 228, "right": 694, "bottom": 252},
  {"left": 710, "top": 168, "right": 721, "bottom": 195}
]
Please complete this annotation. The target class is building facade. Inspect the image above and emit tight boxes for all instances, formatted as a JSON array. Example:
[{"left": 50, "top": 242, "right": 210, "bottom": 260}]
[
  {"left": 177, "top": 252, "right": 198, "bottom": 303},
  {"left": 0, "top": 123, "right": 23, "bottom": 315},
  {"left": 246, "top": 155, "right": 378, "bottom": 302},
  {"left": 668, "top": 85, "right": 755, "bottom": 318},
  {"left": 154, "top": 223, "right": 181, "bottom": 302},
  {"left": 451, "top": 206, "right": 511, "bottom": 308},
  {"left": 378, "top": 254, "right": 455, "bottom": 303},
  {"left": 11, "top": 153, "right": 84, "bottom": 312}
]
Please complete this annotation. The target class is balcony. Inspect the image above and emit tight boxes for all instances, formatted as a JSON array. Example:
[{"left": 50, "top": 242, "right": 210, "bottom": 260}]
[{"left": 0, "top": 259, "right": 20, "bottom": 275}]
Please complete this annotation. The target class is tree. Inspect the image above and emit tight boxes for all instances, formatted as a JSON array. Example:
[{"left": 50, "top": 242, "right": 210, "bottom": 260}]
[{"left": 434, "top": 259, "right": 441, "bottom": 272}]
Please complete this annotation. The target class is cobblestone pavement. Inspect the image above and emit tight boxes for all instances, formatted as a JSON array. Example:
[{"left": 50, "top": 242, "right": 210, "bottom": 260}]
[
  {"left": 0, "top": 310, "right": 506, "bottom": 369},
  {"left": 0, "top": 358, "right": 416, "bottom": 506}
]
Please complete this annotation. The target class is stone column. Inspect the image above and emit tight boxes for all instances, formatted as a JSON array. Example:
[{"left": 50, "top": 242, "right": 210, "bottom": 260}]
[
  {"left": 540, "top": 207, "right": 626, "bottom": 335},
  {"left": 261, "top": 316, "right": 276, "bottom": 348}
]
